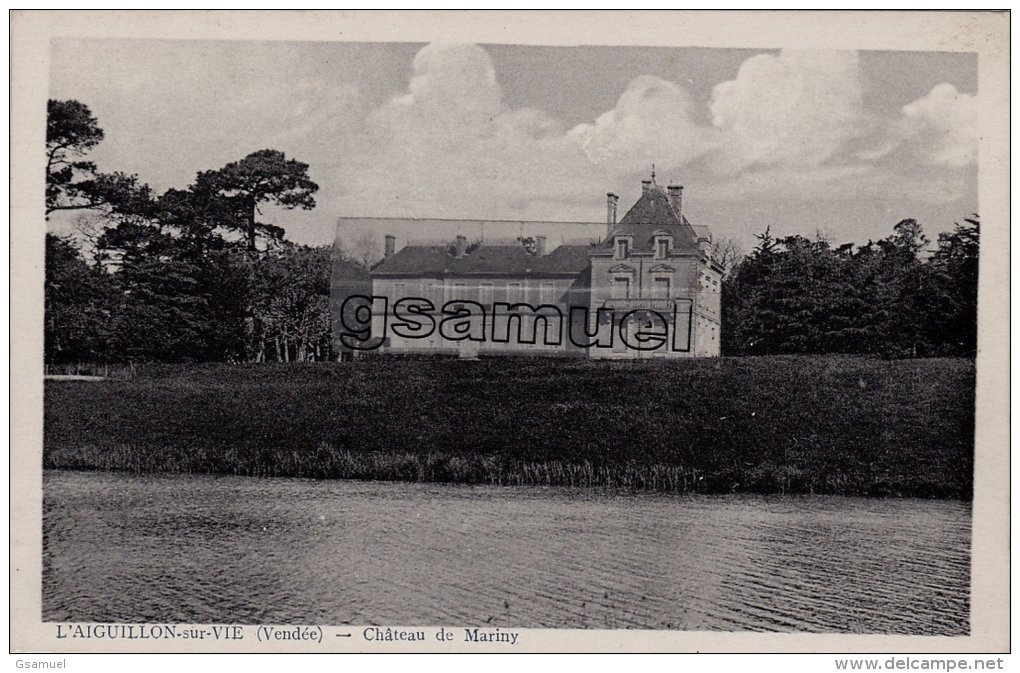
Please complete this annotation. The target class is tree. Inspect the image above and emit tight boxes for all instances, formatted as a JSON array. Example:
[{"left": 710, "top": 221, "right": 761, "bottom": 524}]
[
  {"left": 46, "top": 100, "right": 103, "bottom": 214},
  {"left": 93, "top": 205, "right": 216, "bottom": 361},
  {"left": 710, "top": 236, "right": 744, "bottom": 277},
  {"left": 349, "top": 231, "right": 382, "bottom": 270},
  {"left": 721, "top": 227, "right": 782, "bottom": 355},
  {"left": 161, "top": 150, "right": 320, "bottom": 360},
  {"left": 46, "top": 99, "right": 152, "bottom": 217},
  {"left": 196, "top": 149, "right": 319, "bottom": 251},
  {"left": 930, "top": 215, "right": 980, "bottom": 355},
  {"left": 44, "top": 234, "right": 117, "bottom": 363},
  {"left": 44, "top": 108, "right": 334, "bottom": 362},
  {"left": 869, "top": 219, "right": 942, "bottom": 357},
  {"left": 722, "top": 217, "right": 979, "bottom": 358},
  {"left": 517, "top": 236, "right": 537, "bottom": 255},
  {"left": 248, "top": 245, "right": 334, "bottom": 362}
]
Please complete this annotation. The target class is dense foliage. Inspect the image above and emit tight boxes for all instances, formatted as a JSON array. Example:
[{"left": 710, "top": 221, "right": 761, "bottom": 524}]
[{"left": 722, "top": 218, "right": 980, "bottom": 357}]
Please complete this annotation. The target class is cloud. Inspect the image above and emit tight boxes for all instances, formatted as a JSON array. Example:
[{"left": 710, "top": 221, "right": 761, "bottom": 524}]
[
  {"left": 336, "top": 43, "right": 604, "bottom": 220},
  {"left": 375, "top": 43, "right": 505, "bottom": 142},
  {"left": 895, "top": 83, "right": 977, "bottom": 167},
  {"left": 400, "top": 43, "right": 502, "bottom": 113},
  {"left": 853, "top": 82, "right": 977, "bottom": 175},
  {"left": 327, "top": 42, "right": 978, "bottom": 241},
  {"left": 567, "top": 75, "right": 718, "bottom": 174},
  {"left": 708, "top": 50, "right": 871, "bottom": 174},
  {"left": 52, "top": 40, "right": 978, "bottom": 251}
]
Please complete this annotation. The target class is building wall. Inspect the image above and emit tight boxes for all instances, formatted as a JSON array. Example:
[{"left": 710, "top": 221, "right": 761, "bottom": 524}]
[
  {"left": 694, "top": 266, "right": 723, "bottom": 357},
  {"left": 370, "top": 275, "right": 588, "bottom": 356},
  {"left": 587, "top": 251, "right": 720, "bottom": 359},
  {"left": 589, "top": 253, "right": 700, "bottom": 305},
  {"left": 360, "top": 255, "right": 721, "bottom": 359}
]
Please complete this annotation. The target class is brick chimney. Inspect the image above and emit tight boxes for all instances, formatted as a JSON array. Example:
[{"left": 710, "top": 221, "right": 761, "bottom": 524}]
[
  {"left": 606, "top": 192, "right": 619, "bottom": 239},
  {"left": 384, "top": 234, "right": 395, "bottom": 258},
  {"left": 455, "top": 235, "right": 467, "bottom": 258},
  {"left": 667, "top": 185, "right": 683, "bottom": 220},
  {"left": 535, "top": 235, "right": 546, "bottom": 257}
]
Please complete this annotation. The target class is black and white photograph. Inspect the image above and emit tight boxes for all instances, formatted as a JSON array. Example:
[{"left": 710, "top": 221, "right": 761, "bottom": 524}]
[{"left": 10, "top": 10, "right": 1010, "bottom": 659}]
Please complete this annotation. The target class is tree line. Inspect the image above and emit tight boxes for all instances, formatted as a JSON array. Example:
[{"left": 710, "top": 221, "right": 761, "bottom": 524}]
[
  {"left": 44, "top": 99, "right": 978, "bottom": 364},
  {"left": 721, "top": 217, "right": 979, "bottom": 357}
]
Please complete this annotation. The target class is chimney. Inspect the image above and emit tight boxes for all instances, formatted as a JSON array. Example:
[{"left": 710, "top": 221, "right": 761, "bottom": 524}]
[
  {"left": 384, "top": 234, "right": 395, "bottom": 258},
  {"left": 455, "top": 234, "right": 467, "bottom": 258},
  {"left": 606, "top": 192, "right": 619, "bottom": 239},
  {"left": 667, "top": 185, "right": 683, "bottom": 220},
  {"left": 535, "top": 235, "right": 546, "bottom": 257},
  {"left": 641, "top": 179, "right": 652, "bottom": 193}
]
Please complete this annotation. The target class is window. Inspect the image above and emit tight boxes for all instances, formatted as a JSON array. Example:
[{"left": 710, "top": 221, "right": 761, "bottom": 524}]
[
  {"left": 611, "top": 276, "right": 631, "bottom": 299},
  {"left": 479, "top": 282, "right": 494, "bottom": 305},
  {"left": 617, "top": 239, "right": 629, "bottom": 258},
  {"left": 653, "top": 277, "right": 671, "bottom": 299},
  {"left": 507, "top": 282, "right": 523, "bottom": 304},
  {"left": 539, "top": 282, "right": 555, "bottom": 305},
  {"left": 656, "top": 239, "right": 669, "bottom": 258}
]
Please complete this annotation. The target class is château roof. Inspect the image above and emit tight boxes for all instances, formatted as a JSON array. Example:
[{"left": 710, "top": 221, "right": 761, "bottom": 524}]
[
  {"left": 605, "top": 178, "right": 706, "bottom": 253},
  {"left": 368, "top": 175, "right": 714, "bottom": 276},
  {"left": 372, "top": 242, "right": 593, "bottom": 276}
]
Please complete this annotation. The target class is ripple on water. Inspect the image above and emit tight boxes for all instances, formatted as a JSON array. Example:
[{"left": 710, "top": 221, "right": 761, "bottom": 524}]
[{"left": 42, "top": 471, "right": 971, "bottom": 633}]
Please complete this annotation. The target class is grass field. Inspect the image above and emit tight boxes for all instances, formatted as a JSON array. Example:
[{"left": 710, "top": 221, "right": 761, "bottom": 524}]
[{"left": 43, "top": 356, "right": 975, "bottom": 498}]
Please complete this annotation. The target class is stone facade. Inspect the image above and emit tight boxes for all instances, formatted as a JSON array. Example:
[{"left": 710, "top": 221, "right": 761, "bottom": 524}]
[
  {"left": 587, "top": 177, "right": 722, "bottom": 358},
  {"left": 355, "top": 176, "right": 723, "bottom": 358}
]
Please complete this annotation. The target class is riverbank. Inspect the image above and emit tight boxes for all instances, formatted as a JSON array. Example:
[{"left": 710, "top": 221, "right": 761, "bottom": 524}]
[{"left": 43, "top": 356, "right": 975, "bottom": 498}]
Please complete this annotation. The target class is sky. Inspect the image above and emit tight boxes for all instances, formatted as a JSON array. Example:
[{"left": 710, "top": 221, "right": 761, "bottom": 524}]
[{"left": 49, "top": 39, "right": 978, "bottom": 251}]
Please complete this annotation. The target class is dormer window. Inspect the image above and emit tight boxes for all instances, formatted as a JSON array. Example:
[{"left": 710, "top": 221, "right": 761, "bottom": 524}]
[
  {"left": 614, "top": 234, "right": 633, "bottom": 259},
  {"left": 653, "top": 230, "right": 673, "bottom": 259}
]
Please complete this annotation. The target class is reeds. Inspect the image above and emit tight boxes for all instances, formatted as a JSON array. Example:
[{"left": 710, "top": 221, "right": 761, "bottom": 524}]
[{"left": 44, "top": 443, "right": 963, "bottom": 497}]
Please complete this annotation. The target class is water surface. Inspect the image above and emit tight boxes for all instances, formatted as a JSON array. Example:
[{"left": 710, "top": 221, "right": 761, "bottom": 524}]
[{"left": 42, "top": 470, "right": 970, "bottom": 633}]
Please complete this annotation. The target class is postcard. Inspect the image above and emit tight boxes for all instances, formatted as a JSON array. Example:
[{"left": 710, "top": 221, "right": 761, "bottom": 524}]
[{"left": 10, "top": 9, "right": 1010, "bottom": 657}]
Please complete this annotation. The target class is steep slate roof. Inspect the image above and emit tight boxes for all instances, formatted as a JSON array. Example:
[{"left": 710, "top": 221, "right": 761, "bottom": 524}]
[
  {"left": 689, "top": 224, "right": 712, "bottom": 241},
  {"left": 372, "top": 242, "right": 593, "bottom": 276},
  {"left": 368, "top": 178, "right": 712, "bottom": 275},
  {"left": 606, "top": 182, "right": 704, "bottom": 253}
]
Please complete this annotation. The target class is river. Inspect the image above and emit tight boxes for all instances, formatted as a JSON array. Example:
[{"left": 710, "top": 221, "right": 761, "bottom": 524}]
[{"left": 42, "top": 470, "right": 970, "bottom": 633}]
